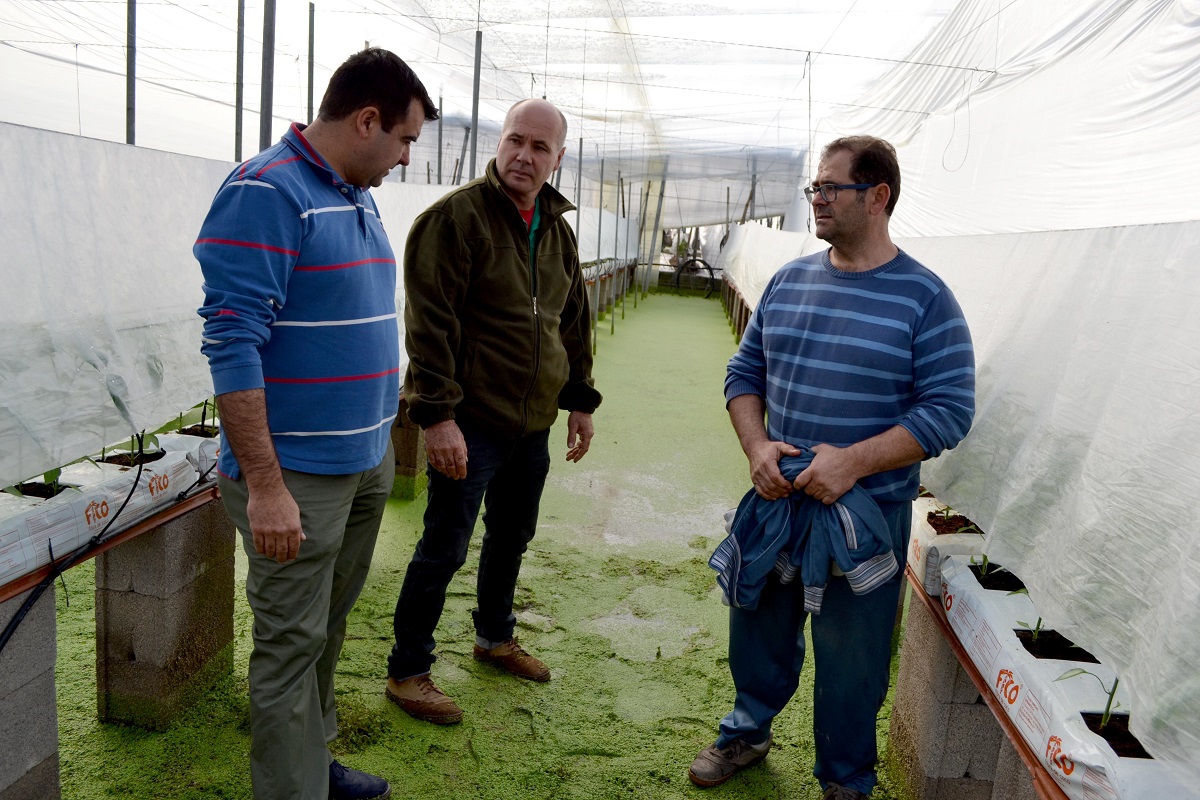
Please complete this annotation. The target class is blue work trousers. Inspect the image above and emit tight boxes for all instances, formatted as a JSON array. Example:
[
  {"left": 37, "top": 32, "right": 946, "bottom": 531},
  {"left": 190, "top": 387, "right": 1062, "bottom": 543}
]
[
  {"left": 388, "top": 423, "right": 551, "bottom": 680},
  {"left": 716, "top": 500, "right": 910, "bottom": 795}
]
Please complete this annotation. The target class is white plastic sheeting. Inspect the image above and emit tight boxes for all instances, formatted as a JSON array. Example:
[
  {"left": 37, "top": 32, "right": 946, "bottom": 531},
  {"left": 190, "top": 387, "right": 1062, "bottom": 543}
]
[
  {"left": 0, "top": 121, "right": 639, "bottom": 490},
  {"left": 814, "top": 0, "right": 1200, "bottom": 236},
  {"left": 910, "top": 223, "right": 1200, "bottom": 784}
]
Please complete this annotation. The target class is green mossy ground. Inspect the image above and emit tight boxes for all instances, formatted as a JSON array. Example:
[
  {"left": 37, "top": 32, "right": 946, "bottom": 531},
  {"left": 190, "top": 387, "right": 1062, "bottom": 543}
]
[{"left": 55, "top": 292, "right": 914, "bottom": 799}]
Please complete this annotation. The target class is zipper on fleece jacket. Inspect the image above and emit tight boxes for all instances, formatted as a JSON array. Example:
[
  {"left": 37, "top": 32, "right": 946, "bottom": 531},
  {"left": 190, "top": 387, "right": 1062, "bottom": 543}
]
[{"left": 519, "top": 199, "right": 543, "bottom": 435}]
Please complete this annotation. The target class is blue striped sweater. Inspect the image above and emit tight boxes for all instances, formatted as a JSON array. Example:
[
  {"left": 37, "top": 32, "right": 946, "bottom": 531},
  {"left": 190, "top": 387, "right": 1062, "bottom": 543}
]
[
  {"left": 725, "top": 248, "right": 975, "bottom": 502},
  {"left": 195, "top": 123, "right": 400, "bottom": 479}
]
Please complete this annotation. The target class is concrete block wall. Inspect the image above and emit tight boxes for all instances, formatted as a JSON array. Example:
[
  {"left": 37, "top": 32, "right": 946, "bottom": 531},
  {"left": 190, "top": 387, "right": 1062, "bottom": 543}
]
[
  {"left": 890, "top": 595, "right": 1004, "bottom": 800},
  {"left": 95, "top": 498, "right": 235, "bottom": 730},
  {"left": 0, "top": 586, "right": 60, "bottom": 800},
  {"left": 391, "top": 399, "right": 427, "bottom": 500}
]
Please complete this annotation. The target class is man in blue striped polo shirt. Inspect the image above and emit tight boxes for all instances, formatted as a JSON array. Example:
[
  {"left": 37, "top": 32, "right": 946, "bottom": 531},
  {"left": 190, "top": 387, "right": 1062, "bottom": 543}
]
[
  {"left": 690, "top": 136, "right": 975, "bottom": 798},
  {"left": 196, "top": 49, "right": 437, "bottom": 800}
]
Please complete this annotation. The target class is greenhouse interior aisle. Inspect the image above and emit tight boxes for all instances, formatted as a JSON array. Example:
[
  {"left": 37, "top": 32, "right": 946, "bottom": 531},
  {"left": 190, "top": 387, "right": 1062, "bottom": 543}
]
[{"left": 54, "top": 292, "right": 912, "bottom": 799}]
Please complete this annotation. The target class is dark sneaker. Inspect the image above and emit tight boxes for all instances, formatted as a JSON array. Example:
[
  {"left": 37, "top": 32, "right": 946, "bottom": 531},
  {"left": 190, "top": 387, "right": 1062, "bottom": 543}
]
[
  {"left": 473, "top": 638, "right": 551, "bottom": 682},
  {"left": 823, "top": 785, "right": 870, "bottom": 800},
  {"left": 385, "top": 674, "right": 463, "bottom": 724},
  {"left": 329, "top": 760, "right": 390, "bottom": 800},
  {"left": 688, "top": 734, "right": 773, "bottom": 787}
]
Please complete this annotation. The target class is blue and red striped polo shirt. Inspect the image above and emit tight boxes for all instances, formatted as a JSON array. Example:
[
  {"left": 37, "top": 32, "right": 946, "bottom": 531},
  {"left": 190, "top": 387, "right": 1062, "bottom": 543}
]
[{"left": 195, "top": 123, "right": 399, "bottom": 479}]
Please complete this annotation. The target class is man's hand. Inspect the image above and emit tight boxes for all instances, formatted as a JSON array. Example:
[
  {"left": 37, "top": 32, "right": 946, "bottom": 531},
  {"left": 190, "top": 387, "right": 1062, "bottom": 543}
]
[
  {"left": 747, "top": 439, "right": 802, "bottom": 500},
  {"left": 566, "top": 411, "right": 594, "bottom": 462},
  {"left": 425, "top": 419, "right": 468, "bottom": 479},
  {"left": 793, "top": 443, "right": 861, "bottom": 505},
  {"left": 247, "top": 482, "right": 305, "bottom": 563}
]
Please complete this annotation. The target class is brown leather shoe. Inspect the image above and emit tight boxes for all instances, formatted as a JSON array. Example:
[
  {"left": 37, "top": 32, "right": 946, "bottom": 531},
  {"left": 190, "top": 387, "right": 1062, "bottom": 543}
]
[
  {"left": 472, "top": 638, "right": 551, "bottom": 682},
  {"left": 385, "top": 674, "right": 463, "bottom": 724}
]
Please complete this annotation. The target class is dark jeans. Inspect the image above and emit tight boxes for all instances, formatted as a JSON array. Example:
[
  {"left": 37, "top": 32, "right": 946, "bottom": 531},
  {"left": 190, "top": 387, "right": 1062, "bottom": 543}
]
[
  {"left": 388, "top": 423, "right": 551, "bottom": 680},
  {"left": 715, "top": 500, "right": 911, "bottom": 796}
]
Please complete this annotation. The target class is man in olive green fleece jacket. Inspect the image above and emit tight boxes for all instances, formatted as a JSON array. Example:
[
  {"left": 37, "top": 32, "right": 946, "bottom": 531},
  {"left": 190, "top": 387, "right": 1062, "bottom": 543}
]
[{"left": 385, "top": 99, "right": 602, "bottom": 724}]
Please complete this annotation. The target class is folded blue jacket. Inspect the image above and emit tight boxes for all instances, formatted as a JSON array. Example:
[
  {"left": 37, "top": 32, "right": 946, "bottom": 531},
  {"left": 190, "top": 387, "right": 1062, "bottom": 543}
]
[{"left": 709, "top": 449, "right": 898, "bottom": 613}]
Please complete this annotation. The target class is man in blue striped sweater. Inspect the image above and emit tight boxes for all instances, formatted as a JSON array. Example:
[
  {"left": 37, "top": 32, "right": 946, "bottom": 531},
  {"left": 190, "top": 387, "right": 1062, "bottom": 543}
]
[
  {"left": 689, "top": 136, "right": 975, "bottom": 798},
  {"left": 196, "top": 49, "right": 437, "bottom": 800}
]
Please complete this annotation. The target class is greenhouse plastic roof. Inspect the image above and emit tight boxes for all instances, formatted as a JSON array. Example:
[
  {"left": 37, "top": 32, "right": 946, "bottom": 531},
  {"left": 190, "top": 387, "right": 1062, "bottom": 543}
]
[{"left": 0, "top": 0, "right": 960, "bottom": 225}]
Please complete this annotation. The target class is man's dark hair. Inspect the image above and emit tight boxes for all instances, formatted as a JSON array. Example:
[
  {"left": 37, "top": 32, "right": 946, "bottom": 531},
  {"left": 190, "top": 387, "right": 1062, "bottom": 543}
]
[
  {"left": 318, "top": 48, "right": 439, "bottom": 130},
  {"left": 822, "top": 135, "right": 901, "bottom": 215}
]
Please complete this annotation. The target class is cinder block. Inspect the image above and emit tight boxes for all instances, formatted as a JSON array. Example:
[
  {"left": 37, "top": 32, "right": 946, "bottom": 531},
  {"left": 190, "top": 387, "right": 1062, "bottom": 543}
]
[
  {"left": 0, "top": 753, "right": 59, "bottom": 800},
  {"left": 942, "top": 702, "right": 1003, "bottom": 781},
  {"left": 991, "top": 736, "right": 1040, "bottom": 800},
  {"left": 96, "top": 553, "right": 234, "bottom": 729},
  {"left": 391, "top": 400, "right": 428, "bottom": 500},
  {"left": 94, "top": 498, "right": 234, "bottom": 598},
  {"left": 899, "top": 598, "right": 980, "bottom": 705},
  {"left": 0, "top": 587, "right": 57, "bottom": 698},
  {"left": 891, "top": 599, "right": 1000, "bottom": 799},
  {"left": 931, "top": 777, "right": 994, "bottom": 800},
  {"left": 0, "top": 667, "right": 60, "bottom": 798}
]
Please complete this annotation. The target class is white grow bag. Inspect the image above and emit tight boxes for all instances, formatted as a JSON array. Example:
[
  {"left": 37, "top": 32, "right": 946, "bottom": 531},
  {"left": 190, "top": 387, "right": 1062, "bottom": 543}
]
[{"left": 938, "top": 556, "right": 1196, "bottom": 800}]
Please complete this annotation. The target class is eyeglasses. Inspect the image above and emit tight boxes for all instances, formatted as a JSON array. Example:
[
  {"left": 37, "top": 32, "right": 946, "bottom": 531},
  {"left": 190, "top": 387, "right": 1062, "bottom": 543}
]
[{"left": 803, "top": 183, "right": 875, "bottom": 203}]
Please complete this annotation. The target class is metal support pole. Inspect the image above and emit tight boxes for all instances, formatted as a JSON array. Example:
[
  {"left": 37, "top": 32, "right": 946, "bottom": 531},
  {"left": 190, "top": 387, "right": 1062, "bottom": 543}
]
[
  {"left": 437, "top": 93, "right": 443, "bottom": 184},
  {"left": 749, "top": 155, "right": 758, "bottom": 221},
  {"left": 469, "top": 30, "right": 482, "bottom": 181},
  {"left": 456, "top": 127, "right": 470, "bottom": 184},
  {"left": 647, "top": 160, "right": 668, "bottom": 296},
  {"left": 235, "top": 0, "right": 244, "bottom": 160},
  {"left": 259, "top": 0, "right": 277, "bottom": 151},
  {"left": 612, "top": 171, "right": 620, "bottom": 333},
  {"left": 306, "top": 3, "right": 315, "bottom": 123},
  {"left": 594, "top": 157, "right": 604, "bottom": 352},
  {"left": 574, "top": 136, "right": 583, "bottom": 242},
  {"left": 125, "top": 0, "right": 135, "bottom": 145}
]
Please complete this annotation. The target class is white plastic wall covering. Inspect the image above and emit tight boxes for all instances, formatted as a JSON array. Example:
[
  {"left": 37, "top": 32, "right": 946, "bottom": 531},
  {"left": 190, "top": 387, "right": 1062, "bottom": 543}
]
[
  {"left": 0, "top": 121, "right": 630, "bottom": 491},
  {"left": 939, "top": 557, "right": 1198, "bottom": 800}
]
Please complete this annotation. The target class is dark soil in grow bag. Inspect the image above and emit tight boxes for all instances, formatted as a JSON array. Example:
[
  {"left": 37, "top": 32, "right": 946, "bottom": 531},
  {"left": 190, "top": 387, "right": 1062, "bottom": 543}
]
[
  {"left": 926, "top": 510, "right": 984, "bottom": 535},
  {"left": 1014, "top": 629, "right": 1099, "bottom": 663},
  {"left": 14, "top": 481, "right": 68, "bottom": 499},
  {"left": 102, "top": 450, "right": 166, "bottom": 468},
  {"left": 968, "top": 563, "right": 1025, "bottom": 592},
  {"left": 179, "top": 424, "right": 219, "bottom": 438},
  {"left": 1082, "top": 714, "right": 1152, "bottom": 759}
]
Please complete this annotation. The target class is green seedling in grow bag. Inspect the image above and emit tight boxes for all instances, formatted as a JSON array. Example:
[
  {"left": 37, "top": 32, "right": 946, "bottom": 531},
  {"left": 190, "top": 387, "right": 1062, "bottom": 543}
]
[
  {"left": 1056, "top": 669, "right": 1120, "bottom": 729},
  {"left": 1009, "top": 588, "right": 1043, "bottom": 642},
  {"left": 43, "top": 467, "right": 62, "bottom": 495},
  {"left": 970, "top": 553, "right": 1005, "bottom": 577}
]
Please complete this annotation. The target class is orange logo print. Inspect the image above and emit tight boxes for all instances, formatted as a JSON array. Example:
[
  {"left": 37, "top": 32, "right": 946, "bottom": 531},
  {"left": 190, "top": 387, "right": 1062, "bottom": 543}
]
[
  {"left": 995, "top": 669, "right": 1020, "bottom": 705},
  {"left": 942, "top": 588, "right": 953, "bottom": 611},
  {"left": 148, "top": 473, "right": 170, "bottom": 497},
  {"left": 912, "top": 539, "right": 923, "bottom": 561},
  {"left": 84, "top": 499, "right": 110, "bottom": 526},
  {"left": 1046, "top": 736, "right": 1075, "bottom": 776}
]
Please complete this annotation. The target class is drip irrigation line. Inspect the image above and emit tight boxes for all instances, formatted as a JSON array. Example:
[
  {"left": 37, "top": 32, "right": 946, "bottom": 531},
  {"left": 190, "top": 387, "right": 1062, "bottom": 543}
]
[{"left": 0, "top": 432, "right": 149, "bottom": 659}]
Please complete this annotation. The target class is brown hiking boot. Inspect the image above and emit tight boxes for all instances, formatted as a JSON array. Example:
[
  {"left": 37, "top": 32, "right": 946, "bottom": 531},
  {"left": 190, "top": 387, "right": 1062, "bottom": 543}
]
[
  {"left": 472, "top": 638, "right": 551, "bottom": 682},
  {"left": 385, "top": 674, "right": 463, "bottom": 724},
  {"left": 688, "top": 735, "right": 772, "bottom": 787}
]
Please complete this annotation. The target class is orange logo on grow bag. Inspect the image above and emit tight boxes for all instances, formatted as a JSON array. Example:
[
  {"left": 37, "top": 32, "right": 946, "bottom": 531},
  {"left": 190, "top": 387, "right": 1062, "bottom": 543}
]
[
  {"left": 995, "top": 669, "right": 1020, "bottom": 704},
  {"left": 84, "top": 499, "right": 109, "bottom": 526},
  {"left": 912, "top": 539, "right": 923, "bottom": 560},
  {"left": 1046, "top": 736, "right": 1074, "bottom": 776},
  {"left": 148, "top": 473, "right": 170, "bottom": 497},
  {"left": 942, "top": 588, "right": 953, "bottom": 611}
]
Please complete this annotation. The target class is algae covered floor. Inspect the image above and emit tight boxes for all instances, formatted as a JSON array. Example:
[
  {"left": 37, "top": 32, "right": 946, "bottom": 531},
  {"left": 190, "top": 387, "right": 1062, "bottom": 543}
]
[{"left": 54, "top": 293, "right": 912, "bottom": 799}]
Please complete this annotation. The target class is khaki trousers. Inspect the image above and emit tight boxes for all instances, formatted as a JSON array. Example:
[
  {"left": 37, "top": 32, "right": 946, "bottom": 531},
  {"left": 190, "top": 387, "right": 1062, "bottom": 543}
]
[{"left": 219, "top": 441, "right": 393, "bottom": 800}]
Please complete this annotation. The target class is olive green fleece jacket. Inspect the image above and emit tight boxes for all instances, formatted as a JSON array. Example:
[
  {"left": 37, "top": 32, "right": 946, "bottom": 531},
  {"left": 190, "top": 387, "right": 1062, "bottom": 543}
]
[{"left": 403, "top": 158, "right": 602, "bottom": 437}]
